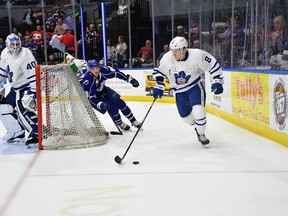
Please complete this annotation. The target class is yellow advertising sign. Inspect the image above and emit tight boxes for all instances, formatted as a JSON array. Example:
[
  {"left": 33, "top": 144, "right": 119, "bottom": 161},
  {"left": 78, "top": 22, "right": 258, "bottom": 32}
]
[{"left": 231, "top": 72, "right": 269, "bottom": 125}]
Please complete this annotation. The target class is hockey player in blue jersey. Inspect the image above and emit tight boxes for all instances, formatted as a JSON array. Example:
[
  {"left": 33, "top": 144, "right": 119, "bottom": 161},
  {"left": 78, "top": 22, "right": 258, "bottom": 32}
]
[
  {"left": 81, "top": 59, "right": 142, "bottom": 131},
  {"left": 0, "top": 33, "right": 38, "bottom": 146},
  {"left": 153, "top": 36, "right": 224, "bottom": 145}
]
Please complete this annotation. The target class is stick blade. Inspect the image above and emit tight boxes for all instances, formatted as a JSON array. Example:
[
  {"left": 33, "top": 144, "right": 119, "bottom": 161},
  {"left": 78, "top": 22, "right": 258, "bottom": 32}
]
[
  {"left": 114, "top": 155, "right": 122, "bottom": 164},
  {"left": 110, "top": 131, "right": 123, "bottom": 135}
]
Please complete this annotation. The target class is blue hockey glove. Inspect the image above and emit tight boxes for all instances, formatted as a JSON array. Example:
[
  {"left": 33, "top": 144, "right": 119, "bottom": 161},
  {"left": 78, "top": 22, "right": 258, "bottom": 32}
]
[
  {"left": 211, "top": 77, "right": 224, "bottom": 95},
  {"left": 153, "top": 81, "right": 165, "bottom": 99},
  {"left": 127, "top": 74, "right": 139, "bottom": 87},
  {"left": 97, "top": 102, "right": 108, "bottom": 111}
]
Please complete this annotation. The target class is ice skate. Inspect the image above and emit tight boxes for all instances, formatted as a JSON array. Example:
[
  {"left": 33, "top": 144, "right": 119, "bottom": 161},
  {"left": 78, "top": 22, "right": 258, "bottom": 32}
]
[
  {"left": 25, "top": 136, "right": 39, "bottom": 147},
  {"left": 132, "top": 120, "right": 142, "bottom": 129},
  {"left": 118, "top": 122, "right": 131, "bottom": 131},
  {"left": 195, "top": 128, "right": 210, "bottom": 145}
]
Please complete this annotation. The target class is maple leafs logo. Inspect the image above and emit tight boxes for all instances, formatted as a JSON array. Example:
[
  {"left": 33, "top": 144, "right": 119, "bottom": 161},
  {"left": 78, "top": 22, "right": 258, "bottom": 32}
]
[{"left": 174, "top": 71, "right": 191, "bottom": 85}]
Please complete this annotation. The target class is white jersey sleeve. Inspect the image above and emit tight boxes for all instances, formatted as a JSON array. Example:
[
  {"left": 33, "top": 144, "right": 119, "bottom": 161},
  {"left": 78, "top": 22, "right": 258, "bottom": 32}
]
[
  {"left": 0, "top": 60, "right": 8, "bottom": 84},
  {"left": 153, "top": 49, "right": 223, "bottom": 94},
  {"left": 1, "top": 47, "right": 37, "bottom": 91}
]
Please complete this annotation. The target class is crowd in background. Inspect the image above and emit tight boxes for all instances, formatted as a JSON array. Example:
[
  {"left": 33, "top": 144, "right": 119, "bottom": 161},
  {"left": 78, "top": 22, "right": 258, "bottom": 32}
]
[{"left": 0, "top": 0, "right": 288, "bottom": 70}]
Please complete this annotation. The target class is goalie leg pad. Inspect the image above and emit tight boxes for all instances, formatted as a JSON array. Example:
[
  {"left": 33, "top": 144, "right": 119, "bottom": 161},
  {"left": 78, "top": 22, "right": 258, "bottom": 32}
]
[
  {"left": 0, "top": 104, "right": 25, "bottom": 141},
  {"left": 16, "top": 91, "right": 38, "bottom": 138},
  {"left": 192, "top": 105, "right": 207, "bottom": 134}
]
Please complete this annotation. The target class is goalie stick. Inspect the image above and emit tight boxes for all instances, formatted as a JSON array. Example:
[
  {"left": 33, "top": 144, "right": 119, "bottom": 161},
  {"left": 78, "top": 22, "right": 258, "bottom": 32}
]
[{"left": 114, "top": 98, "right": 156, "bottom": 164}]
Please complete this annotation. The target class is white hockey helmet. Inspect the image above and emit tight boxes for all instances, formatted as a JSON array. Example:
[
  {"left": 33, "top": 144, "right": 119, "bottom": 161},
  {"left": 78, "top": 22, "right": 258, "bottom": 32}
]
[
  {"left": 6, "top": 33, "right": 22, "bottom": 55},
  {"left": 169, "top": 36, "right": 188, "bottom": 50}
]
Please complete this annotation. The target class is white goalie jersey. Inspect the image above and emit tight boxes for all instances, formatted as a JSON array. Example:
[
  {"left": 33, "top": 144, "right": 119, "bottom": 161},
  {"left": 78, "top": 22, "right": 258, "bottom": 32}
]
[
  {"left": 0, "top": 47, "right": 37, "bottom": 92},
  {"left": 153, "top": 49, "right": 223, "bottom": 94}
]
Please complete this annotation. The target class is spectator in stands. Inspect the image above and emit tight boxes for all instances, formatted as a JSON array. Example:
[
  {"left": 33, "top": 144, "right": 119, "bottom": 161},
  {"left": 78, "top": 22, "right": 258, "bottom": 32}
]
[
  {"left": 117, "top": 0, "right": 128, "bottom": 18},
  {"left": 130, "top": 0, "right": 141, "bottom": 24},
  {"left": 115, "top": 35, "right": 128, "bottom": 68},
  {"left": 47, "top": 19, "right": 57, "bottom": 33},
  {"left": 22, "top": 35, "right": 43, "bottom": 63},
  {"left": 30, "top": 25, "right": 44, "bottom": 46},
  {"left": 233, "top": 48, "right": 251, "bottom": 68},
  {"left": 19, "top": 7, "right": 34, "bottom": 36},
  {"left": 107, "top": 38, "right": 116, "bottom": 60},
  {"left": 0, "top": 36, "right": 6, "bottom": 55},
  {"left": 190, "top": 24, "right": 200, "bottom": 46},
  {"left": 270, "top": 15, "right": 288, "bottom": 55},
  {"left": 52, "top": 3, "right": 65, "bottom": 21},
  {"left": 95, "top": 24, "right": 103, "bottom": 60},
  {"left": 45, "top": 10, "right": 56, "bottom": 30},
  {"left": 12, "top": 27, "right": 22, "bottom": 39},
  {"left": 58, "top": 28, "right": 75, "bottom": 55},
  {"left": 22, "top": 35, "right": 38, "bottom": 51},
  {"left": 156, "top": 44, "right": 169, "bottom": 66},
  {"left": 192, "top": 40, "right": 200, "bottom": 49},
  {"left": 48, "top": 53, "right": 57, "bottom": 65},
  {"left": 54, "top": 16, "right": 68, "bottom": 35},
  {"left": 32, "top": 3, "right": 44, "bottom": 21},
  {"left": 133, "top": 51, "right": 153, "bottom": 68},
  {"left": 270, "top": 50, "right": 288, "bottom": 70},
  {"left": 137, "top": 40, "right": 153, "bottom": 59},
  {"left": 85, "top": 23, "right": 98, "bottom": 60},
  {"left": 176, "top": 25, "right": 188, "bottom": 39}
]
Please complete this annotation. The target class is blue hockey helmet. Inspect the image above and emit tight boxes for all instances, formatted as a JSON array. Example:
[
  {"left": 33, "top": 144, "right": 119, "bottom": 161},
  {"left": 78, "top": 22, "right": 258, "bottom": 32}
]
[
  {"left": 87, "top": 59, "right": 100, "bottom": 69},
  {"left": 6, "top": 33, "right": 22, "bottom": 55}
]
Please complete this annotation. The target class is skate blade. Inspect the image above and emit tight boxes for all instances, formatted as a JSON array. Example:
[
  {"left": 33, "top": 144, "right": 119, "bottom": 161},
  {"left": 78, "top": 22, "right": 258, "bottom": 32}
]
[
  {"left": 6, "top": 138, "right": 25, "bottom": 144},
  {"left": 202, "top": 144, "right": 210, "bottom": 149}
]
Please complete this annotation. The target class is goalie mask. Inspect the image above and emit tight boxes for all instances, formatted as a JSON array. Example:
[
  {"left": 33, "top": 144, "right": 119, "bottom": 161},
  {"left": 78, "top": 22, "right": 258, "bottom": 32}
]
[{"left": 6, "top": 33, "right": 22, "bottom": 55}]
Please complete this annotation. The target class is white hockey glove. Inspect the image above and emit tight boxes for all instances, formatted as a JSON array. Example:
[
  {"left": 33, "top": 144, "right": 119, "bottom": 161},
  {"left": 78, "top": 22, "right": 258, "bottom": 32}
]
[{"left": 22, "top": 92, "right": 37, "bottom": 113}]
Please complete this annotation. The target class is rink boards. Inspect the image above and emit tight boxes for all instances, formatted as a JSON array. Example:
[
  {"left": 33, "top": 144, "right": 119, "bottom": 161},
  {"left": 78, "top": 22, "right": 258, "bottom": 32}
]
[{"left": 105, "top": 68, "right": 288, "bottom": 147}]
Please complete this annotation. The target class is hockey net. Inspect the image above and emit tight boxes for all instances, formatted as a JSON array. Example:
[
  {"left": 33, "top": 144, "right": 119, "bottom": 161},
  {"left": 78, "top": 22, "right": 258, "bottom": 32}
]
[{"left": 35, "top": 64, "right": 109, "bottom": 150}]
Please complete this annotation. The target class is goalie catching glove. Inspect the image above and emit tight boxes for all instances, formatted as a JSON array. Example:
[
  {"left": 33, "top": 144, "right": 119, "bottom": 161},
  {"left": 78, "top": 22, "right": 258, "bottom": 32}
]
[
  {"left": 211, "top": 76, "right": 224, "bottom": 95},
  {"left": 126, "top": 74, "right": 139, "bottom": 87},
  {"left": 22, "top": 89, "right": 37, "bottom": 113},
  {"left": 153, "top": 81, "right": 165, "bottom": 99}
]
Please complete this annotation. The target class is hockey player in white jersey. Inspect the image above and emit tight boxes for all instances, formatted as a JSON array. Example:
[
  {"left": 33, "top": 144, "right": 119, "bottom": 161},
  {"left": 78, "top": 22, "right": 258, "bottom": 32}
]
[
  {"left": 153, "top": 36, "right": 224, "bottom": 145},
  {"left": 0, "top": 33, "right": 38, "bottom": 146}
]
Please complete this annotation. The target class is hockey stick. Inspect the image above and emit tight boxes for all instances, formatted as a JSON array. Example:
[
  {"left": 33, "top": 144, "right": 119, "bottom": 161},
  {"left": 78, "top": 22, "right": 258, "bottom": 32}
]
[
  {"left": 114, "top": 98, "right": 157, "bottom": 164},
  {"left": 107, "top": 109, "right": 123, "bottom": 135}
]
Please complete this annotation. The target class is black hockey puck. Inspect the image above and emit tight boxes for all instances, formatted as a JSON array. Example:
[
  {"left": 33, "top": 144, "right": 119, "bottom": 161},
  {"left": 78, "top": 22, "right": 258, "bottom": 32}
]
[{"left": 133, "top": 161, "right": 139, "bottom": 165}]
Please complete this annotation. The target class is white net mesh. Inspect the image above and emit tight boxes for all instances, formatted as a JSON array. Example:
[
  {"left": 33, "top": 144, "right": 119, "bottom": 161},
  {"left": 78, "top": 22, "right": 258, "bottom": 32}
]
[{"left": 37, "top": 64, "right": 109, "bottom": 150}]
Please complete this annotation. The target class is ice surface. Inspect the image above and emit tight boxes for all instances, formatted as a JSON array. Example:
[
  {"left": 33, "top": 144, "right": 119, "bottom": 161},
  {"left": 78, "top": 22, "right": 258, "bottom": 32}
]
[{"left": 1, "top": 102, "right": 288, "bottom": 216}]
